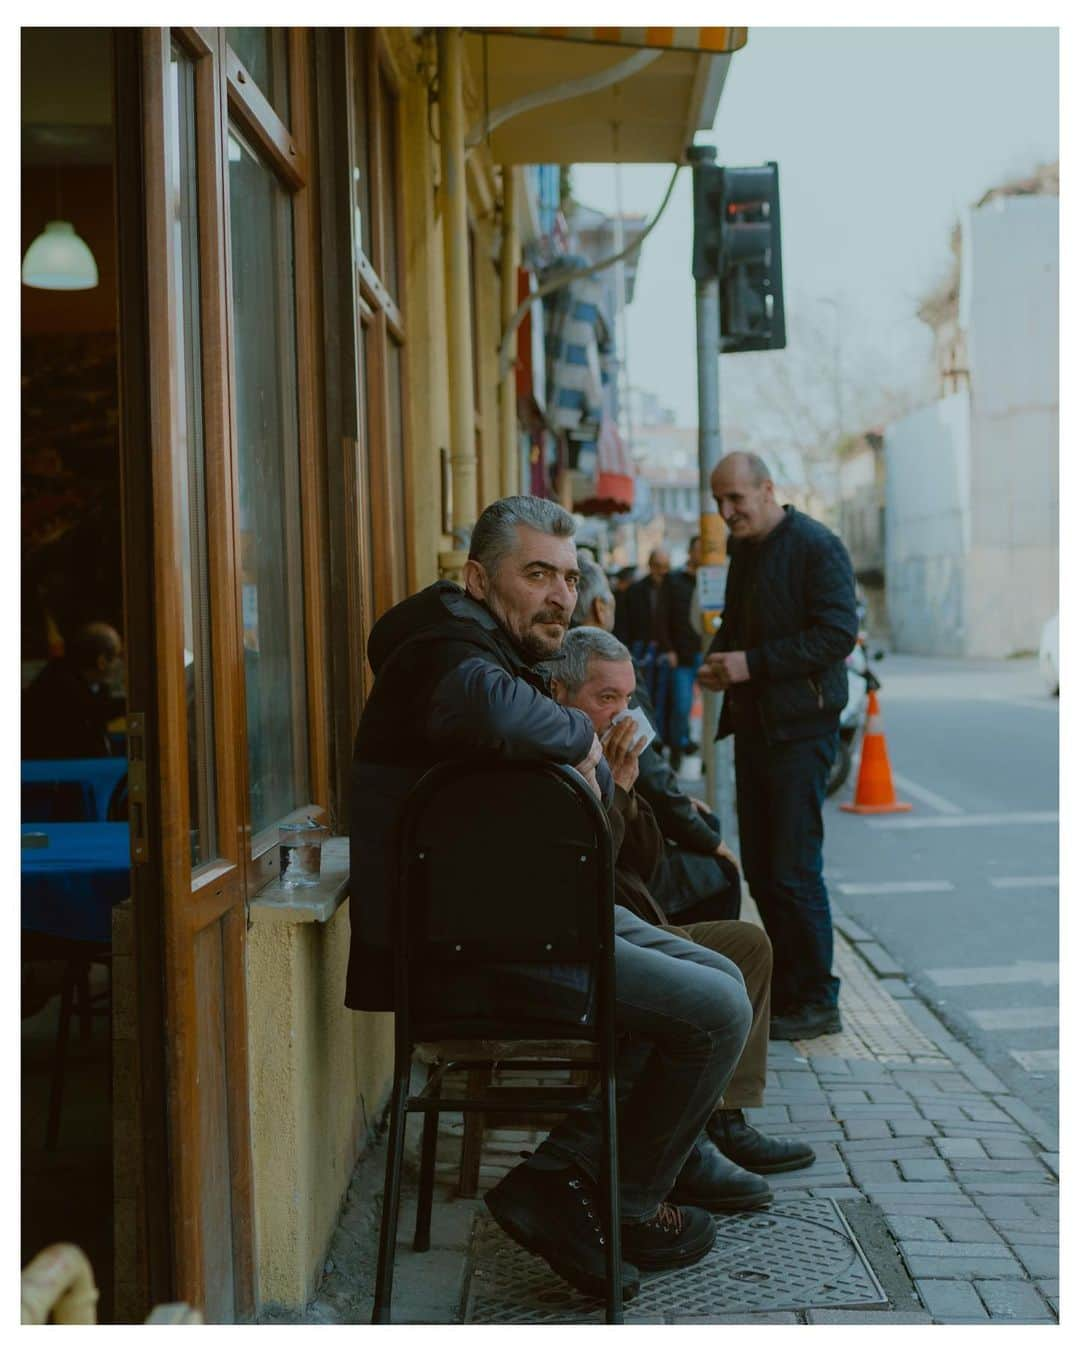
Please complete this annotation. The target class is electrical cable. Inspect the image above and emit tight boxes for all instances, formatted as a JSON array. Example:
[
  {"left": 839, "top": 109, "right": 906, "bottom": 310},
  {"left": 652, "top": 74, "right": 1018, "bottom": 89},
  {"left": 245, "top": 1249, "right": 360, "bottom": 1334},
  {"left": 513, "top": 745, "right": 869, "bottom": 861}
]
[{"left": 498, "top": 161, "right": 682, "bottom": 380}]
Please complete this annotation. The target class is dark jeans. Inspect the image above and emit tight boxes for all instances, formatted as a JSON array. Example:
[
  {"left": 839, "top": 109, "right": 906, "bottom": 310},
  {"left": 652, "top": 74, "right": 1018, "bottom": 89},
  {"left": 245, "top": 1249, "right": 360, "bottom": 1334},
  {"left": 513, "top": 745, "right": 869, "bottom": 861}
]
[
  {"left": 630, "top": 641, "right": 674, "bottom": 744},
  {"left": 527, "top": 906, "right": 752, "bottom": 1221},
  {"left": 734, "top": 725, "right": 841, "bottom": 1012},
  {"left": 670, "top": 654, "right": 702, "bottom": 752}
]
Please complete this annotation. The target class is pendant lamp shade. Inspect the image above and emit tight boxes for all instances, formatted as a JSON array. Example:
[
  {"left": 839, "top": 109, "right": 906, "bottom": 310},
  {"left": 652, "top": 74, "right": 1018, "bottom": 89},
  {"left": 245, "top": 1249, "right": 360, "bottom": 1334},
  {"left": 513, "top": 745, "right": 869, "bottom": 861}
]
[{"left": 22, "top": 220, "right": 99, "bottom": 291}]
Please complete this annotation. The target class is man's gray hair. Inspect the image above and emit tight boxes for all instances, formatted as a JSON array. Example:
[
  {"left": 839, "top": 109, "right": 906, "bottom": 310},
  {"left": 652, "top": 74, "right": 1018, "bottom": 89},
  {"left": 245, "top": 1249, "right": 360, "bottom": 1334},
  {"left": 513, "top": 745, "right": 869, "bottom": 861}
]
[
  {"left": 545, "top": 626, "right": 632, "bottom": 695},
  {"left": 468, "top": 495, "right": 576, "bottom": 575},
  {"left": 572, "top": 549, "right": 614, "bottom": 627}
]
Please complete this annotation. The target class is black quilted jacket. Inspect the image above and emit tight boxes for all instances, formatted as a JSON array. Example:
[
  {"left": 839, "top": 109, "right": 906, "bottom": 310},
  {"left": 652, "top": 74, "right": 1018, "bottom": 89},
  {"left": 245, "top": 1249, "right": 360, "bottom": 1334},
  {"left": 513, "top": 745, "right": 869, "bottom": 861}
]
[
  {"left": 346, "top": 581, "right": 605, "bottom": 1011},
  {"left": 710, "top": 507, "right": 858, "bottom": 744}
]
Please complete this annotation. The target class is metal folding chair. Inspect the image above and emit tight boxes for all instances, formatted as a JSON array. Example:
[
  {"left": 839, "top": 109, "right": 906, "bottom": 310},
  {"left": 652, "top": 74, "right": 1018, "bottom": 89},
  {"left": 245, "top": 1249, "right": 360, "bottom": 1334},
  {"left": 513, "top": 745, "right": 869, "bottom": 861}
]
[{"left": 370, "top": 760, "right": 624, "bottom": 1324}]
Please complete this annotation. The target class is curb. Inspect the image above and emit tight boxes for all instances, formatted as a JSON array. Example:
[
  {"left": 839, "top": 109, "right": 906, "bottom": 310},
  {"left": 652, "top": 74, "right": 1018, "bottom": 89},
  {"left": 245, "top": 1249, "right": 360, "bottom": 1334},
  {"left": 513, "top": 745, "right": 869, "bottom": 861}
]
[{"left": 832, "top": 905, "right": 1058, "bottom": 1151}]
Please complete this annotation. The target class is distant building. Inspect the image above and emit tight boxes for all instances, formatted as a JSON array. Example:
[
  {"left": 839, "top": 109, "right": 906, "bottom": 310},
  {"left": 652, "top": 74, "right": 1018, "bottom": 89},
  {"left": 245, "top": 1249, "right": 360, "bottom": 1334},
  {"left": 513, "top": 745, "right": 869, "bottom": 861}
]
[{"left": 885, "top": 162, "right": 1058, "bottom": 657}]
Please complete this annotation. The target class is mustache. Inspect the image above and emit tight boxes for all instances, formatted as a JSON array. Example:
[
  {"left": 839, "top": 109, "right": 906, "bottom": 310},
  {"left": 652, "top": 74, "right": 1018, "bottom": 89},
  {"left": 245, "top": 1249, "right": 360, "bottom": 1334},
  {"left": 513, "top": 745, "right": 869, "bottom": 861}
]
[{"left": 532, "top": 609, "right": 568, "bottom": 626}]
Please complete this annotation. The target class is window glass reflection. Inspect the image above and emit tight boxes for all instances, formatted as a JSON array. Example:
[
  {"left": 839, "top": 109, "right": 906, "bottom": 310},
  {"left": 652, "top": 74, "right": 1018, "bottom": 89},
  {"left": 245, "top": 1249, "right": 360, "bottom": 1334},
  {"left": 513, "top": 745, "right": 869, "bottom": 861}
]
[{"left": 227, "top": 126, "right": 310, "bottom": 835}]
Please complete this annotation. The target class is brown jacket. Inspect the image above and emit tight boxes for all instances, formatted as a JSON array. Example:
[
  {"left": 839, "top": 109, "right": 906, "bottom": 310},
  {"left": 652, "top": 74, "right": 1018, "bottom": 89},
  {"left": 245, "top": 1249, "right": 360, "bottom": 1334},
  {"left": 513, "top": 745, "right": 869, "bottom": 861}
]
[{"left": 608, "top": 785, "right": 669, "bottom": 926}]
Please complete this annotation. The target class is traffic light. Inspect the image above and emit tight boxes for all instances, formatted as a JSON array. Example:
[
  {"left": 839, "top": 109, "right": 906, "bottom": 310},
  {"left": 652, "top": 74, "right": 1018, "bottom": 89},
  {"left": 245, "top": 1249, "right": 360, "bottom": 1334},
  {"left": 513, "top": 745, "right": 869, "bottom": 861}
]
[{"left": 691, "top": 160, "right": 786, "bottom": 353}]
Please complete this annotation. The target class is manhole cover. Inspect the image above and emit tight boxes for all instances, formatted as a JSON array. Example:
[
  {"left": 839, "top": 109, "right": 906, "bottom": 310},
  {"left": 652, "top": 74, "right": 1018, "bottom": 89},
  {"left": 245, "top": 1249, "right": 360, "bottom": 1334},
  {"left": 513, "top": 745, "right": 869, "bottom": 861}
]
[{"left": 465, "top": 1197, "right": 888, "bottom": 1323}]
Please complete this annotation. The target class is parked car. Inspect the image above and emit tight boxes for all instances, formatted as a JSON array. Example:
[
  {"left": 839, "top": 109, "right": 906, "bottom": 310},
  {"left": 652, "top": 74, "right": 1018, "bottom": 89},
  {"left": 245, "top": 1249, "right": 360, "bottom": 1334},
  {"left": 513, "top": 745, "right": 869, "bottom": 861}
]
[{"left": 1039, "top": 614, "right": 1059, "bottom": 696}]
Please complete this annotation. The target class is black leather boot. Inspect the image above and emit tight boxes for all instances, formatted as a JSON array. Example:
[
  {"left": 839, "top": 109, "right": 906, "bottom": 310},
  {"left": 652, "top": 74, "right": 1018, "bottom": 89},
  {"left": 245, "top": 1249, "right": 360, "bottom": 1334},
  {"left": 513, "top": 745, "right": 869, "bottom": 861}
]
[
  {"left": 667, "top": 1136, "right": 772, "bottom": 1211},
  {"left": 707, "top": 1109, "right": 815, "bottom": 1174}
]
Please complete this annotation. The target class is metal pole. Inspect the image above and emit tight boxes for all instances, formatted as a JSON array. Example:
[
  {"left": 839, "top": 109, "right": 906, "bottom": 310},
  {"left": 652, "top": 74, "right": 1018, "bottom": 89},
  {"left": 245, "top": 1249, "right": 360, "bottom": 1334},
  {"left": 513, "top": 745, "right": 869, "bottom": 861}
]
[
  {"left": 438, "top": 29, "right": 478, "bottom": 576},
  {"left": 689, "top": 145, "right": 736, "bottom": 839}
]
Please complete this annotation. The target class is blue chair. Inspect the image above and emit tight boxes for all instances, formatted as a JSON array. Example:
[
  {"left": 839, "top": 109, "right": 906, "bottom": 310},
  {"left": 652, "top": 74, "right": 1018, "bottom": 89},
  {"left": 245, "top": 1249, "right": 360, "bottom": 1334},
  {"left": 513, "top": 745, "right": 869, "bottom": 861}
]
[{"left": 21, "top": 759, "right": 128, "bottom": 823}]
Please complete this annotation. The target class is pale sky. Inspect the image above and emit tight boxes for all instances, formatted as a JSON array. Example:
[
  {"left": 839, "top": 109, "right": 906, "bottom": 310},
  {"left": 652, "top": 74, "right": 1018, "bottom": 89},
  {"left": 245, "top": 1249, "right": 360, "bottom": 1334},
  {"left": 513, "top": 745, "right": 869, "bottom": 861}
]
[{"left": 574, "top": 27, "right": 1059, "bottom": 431}]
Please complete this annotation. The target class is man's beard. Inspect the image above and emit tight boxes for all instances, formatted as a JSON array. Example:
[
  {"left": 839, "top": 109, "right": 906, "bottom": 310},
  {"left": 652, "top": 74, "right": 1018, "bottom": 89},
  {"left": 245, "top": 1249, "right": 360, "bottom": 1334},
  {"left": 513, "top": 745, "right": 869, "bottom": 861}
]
[
  {"left": 518, "top": 608, "right": 567, "bottom": 662},
  {"left": 487, "top": 592, "right": 567, "bottom": 663}
]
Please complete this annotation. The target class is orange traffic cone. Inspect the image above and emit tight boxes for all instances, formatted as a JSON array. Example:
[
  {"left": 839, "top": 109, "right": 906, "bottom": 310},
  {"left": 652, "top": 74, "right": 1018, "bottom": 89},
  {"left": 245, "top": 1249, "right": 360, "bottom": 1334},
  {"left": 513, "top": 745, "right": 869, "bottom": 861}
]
[{"left": 840, "top": 689, "right": 912, "bottom": 814}]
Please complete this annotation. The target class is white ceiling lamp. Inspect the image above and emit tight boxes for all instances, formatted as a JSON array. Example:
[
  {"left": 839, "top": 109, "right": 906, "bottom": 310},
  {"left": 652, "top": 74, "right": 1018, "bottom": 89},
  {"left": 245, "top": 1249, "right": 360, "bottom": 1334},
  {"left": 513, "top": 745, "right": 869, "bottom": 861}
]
[{"left": 21, "top": 166, "right": 99, "bottom": 291}]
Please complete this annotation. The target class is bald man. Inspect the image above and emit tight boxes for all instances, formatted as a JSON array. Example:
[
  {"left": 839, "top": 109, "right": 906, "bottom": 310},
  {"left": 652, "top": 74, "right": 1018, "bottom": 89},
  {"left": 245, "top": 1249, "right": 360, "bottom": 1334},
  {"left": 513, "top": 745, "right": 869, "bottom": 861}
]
[
  {"left": 698, "top": 453, "right": 858, "bottom": 1041},
  {"left": 23, "top": 622, "right": 125, "bottom": 759}
]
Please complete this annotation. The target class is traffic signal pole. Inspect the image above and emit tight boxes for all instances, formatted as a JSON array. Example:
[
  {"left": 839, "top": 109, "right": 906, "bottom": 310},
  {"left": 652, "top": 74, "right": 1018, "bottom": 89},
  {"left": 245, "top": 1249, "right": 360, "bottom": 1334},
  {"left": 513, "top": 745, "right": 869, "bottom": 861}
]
[{"left": 688, "top": 145, "right": 736, "bottom": 839}]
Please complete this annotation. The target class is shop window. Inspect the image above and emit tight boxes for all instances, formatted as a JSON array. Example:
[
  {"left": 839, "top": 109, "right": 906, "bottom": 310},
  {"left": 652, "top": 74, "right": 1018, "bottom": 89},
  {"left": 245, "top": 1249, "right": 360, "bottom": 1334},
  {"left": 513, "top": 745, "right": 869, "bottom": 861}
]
[
  {"left": 227, "top": 124, "right": 310, "bottom": 835},
  {"left": 226, "top": 27, "right": 290, "bottom": 126},
  {"left": 167, "top": 42, "right": 218, "bottom": 867},
  {"left": 377, "top": 63, "right": 400, "bottom": 299},
  {"left": 348, "top": 32, "right": 409, "bottom": 615}
]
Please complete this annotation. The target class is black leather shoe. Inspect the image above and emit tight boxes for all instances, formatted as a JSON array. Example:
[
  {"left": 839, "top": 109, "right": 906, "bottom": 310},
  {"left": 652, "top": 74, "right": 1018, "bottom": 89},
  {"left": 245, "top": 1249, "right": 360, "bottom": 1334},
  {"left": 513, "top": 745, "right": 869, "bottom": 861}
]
[
  {"left": 769, "top": 1003, "right": 842, "bottom": 1041},
  {"left": 667, "top": 1136, "right": 772, "bottom": 1211},
  {"left": 622, "top": 1201, "right": 716, "bottom": 1270},
  {"left": 485, "top": 1163, "right": 640, "bottom": 1301},
  {"left": 707, "top": 1109, "right": 816, "bottom": 1174}
]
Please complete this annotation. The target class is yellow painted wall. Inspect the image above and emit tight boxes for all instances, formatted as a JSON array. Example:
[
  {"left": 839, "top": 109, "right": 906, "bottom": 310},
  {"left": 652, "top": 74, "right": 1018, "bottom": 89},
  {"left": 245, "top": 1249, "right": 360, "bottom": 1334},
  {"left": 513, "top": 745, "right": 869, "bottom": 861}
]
[{"left": 247, "top": 907, "right": 394, "bottom": 1309}]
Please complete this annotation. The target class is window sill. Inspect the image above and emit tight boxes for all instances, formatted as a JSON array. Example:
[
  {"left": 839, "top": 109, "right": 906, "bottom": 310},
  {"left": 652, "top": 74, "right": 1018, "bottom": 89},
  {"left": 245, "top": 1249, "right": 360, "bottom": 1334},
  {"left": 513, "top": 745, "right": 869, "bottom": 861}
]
[{"left": 249, "top": 836, "right": 349, "bottom": 925}]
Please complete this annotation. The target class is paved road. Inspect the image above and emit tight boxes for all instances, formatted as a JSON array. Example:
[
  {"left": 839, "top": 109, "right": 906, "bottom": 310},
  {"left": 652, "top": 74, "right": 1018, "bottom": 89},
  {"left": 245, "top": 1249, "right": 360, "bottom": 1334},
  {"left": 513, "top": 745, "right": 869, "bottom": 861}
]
[{"left": 821, "top": 654, "right": 1059, "bottom": 1128}]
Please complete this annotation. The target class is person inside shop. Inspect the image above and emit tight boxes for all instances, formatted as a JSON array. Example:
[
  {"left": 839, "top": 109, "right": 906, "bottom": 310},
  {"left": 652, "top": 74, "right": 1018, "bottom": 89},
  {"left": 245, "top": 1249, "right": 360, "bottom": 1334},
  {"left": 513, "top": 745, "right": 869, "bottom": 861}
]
[{"left": 22, "top": 621, "right": 125, "bottom": 760}]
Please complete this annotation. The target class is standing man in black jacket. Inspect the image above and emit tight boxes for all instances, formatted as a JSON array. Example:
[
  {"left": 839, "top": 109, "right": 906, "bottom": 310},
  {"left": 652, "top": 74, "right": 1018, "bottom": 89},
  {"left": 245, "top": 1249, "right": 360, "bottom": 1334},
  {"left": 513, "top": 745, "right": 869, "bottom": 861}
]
[
  {"left": 699, "top": 453, "right": 858, "bottom": 1042},
  {"left": 347, "top": 495, "right": 753, "bottom": 1302}
]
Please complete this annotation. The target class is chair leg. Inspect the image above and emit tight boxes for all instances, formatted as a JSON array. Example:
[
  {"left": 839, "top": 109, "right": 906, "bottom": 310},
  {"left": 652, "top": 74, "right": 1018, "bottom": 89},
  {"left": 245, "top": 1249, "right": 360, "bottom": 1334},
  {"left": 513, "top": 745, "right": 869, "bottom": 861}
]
[
  {"left": 45, "top": 962, "right": 77, "bottom": 1151},
  {"left": 371, "top": 1057, "right": 412, "bottom": 1324},
  {"left": 76, "top": 961, "right": 92, "bottom": 1042},
  {"left": 458, "top": 1066, "right": 488, "bottom": 1198},
  {"left": 600, "top": 1059, "right": 624, "bottom": 1325},
  {"left": 413, "top": 1088, "right": 440, "bottom": 1252}
]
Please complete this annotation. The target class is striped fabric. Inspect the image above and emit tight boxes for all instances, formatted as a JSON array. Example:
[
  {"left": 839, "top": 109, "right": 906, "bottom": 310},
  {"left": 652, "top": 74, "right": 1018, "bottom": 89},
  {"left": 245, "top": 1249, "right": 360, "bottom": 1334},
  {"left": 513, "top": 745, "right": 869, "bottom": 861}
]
[
  {"left": 480, "top": 26, "right": 749, "bottom": 53},
  {"left": 543, "top": 265, "right": 608, "bottom": 432}
]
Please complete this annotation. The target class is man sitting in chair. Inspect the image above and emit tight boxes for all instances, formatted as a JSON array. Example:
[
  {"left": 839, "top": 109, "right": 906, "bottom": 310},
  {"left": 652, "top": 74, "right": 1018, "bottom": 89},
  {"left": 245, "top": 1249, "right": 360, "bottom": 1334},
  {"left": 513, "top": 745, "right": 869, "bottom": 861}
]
[
  {"left": 547, "top": 626, "right": 815, "bottom": 1211},
  {"left": 347, "top": 495, "right": 755, "bottom": 1304}
]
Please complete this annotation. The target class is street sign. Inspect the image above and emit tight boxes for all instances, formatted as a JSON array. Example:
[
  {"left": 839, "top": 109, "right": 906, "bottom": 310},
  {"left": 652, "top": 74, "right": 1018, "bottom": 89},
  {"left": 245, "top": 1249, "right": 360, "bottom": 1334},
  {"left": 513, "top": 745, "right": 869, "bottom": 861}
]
[{"left": 697, "top": 563, "right": 729, "bottom": 610}]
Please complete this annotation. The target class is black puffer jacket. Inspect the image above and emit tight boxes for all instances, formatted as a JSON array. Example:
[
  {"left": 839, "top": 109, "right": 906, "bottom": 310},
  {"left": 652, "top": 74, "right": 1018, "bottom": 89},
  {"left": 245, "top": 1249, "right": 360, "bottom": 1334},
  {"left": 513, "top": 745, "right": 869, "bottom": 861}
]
[
  {"left": 346, "top": 582, "right": 604, "bottom": 1011},
  {"left": 712, "top": 506, "right": 857, "bottom": 744}
]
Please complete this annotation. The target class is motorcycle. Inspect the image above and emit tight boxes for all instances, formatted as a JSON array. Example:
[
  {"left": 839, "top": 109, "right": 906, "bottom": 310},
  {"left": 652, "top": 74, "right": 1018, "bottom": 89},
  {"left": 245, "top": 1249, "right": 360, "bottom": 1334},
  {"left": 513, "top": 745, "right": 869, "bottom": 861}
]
[{"left": 825, "top": 634, "right": 883, "bottom": 798}]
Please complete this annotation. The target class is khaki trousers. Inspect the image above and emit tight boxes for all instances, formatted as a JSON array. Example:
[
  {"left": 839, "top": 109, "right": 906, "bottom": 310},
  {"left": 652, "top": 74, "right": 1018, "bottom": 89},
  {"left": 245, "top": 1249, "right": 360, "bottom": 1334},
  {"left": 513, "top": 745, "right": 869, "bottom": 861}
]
[{"left": 663, "top": 919, "right": 772, "bottom": 1109}]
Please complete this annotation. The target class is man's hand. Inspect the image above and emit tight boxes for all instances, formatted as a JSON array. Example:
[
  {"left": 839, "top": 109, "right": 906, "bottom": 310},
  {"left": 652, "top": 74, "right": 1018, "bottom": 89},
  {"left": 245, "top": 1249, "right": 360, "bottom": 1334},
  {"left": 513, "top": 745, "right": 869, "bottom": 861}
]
[
  {"left": 689, "top": 796, "right": 711, "bottom": 817},
  {"left": 699, "top": 651, "right": 751, "bottom": 690},
  {"left": 573, "top": 733, "right": 604, "bottom": 799},
  {"left": 601, "top": 717, "right": 649, "bottom": 793},
  {"left": 715, "top": 841, "right": 740, "bottom": 870}
]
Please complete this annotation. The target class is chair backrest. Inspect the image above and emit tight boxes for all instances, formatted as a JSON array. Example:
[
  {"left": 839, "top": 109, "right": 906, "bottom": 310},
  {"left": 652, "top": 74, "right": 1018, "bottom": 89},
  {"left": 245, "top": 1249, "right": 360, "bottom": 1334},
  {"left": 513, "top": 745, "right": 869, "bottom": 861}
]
[{"left": 394, "top": 760, "right": 615, "bottom": 1039}]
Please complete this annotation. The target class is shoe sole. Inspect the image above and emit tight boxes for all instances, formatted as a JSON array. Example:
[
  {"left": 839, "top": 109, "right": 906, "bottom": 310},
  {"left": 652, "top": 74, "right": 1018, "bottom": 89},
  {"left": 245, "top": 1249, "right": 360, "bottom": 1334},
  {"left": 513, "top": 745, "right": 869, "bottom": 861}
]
[
  {"left": 738, "top": 1152, "right": 815, "bottom": 1175},
  {"left": 668, "top": 1187, "right": 773, "bottom": 1212},
  {"left": 626, "top": 1226, "right": 717, "bottom": 1272},
  {"left": 484, "top": 1191, "right": 640, "bottom": 1302},
  {"left": 769, "top": 1020, "right": 841, "bottom": 1041}
]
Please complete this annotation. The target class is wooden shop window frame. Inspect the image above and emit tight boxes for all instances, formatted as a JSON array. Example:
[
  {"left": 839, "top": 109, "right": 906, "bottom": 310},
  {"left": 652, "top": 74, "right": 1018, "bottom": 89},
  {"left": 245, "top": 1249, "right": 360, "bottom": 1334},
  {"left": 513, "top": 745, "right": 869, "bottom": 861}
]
[
  {"left": 220, "top": 27, "right": 332, "bottom": 886},
  {"left": 346, "top": 27, "right": 412, "bottom": 620}
]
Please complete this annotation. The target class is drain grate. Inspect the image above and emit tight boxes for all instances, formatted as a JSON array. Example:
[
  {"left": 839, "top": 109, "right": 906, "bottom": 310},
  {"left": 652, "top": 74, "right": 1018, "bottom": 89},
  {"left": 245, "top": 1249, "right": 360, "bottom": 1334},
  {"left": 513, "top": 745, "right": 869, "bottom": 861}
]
[{"left": 465, "top": 1197, "right": 889, "bottom": 1323}]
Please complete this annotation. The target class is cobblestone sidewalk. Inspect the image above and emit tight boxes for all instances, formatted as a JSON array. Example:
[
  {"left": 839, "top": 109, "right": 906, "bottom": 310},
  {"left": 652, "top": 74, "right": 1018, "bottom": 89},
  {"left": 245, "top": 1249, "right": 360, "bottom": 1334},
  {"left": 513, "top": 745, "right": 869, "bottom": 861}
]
[{"left": 261, "top": 909, "right": 1059, "bottom": 1326}]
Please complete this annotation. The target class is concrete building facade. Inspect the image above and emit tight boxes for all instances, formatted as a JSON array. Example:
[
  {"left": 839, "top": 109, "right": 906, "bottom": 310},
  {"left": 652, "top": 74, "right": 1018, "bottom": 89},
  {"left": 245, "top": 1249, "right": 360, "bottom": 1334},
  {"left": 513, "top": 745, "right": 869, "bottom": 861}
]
[{"left": 885, "top": 178, "right": 1058, "bottom": 658}]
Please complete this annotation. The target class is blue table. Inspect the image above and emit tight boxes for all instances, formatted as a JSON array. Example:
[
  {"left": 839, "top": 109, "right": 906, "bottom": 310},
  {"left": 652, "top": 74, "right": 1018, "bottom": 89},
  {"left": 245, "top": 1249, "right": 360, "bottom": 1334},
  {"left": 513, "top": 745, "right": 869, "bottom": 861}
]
[
  {"left": 22, "top": 822, "right": 132, "bottom": 945},
  {"left": 21, "top": 758, "right": 128, "bottom": 823}
]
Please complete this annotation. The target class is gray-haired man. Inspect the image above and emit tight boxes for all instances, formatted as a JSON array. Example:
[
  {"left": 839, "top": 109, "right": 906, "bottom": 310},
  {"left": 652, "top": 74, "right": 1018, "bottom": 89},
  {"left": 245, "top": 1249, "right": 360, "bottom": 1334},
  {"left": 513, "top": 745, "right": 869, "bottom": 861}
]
[
  {"left": 347, "top": 495, "right": 753, "bottom": 1303},
  {"left": 549, "top": 625, "right": 815, "bottom": 1189}
]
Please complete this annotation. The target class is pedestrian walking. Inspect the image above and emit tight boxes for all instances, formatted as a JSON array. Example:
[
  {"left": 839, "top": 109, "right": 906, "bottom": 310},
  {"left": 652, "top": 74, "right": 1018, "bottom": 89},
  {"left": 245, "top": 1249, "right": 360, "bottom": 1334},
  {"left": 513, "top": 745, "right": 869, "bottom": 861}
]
[
  {"left": 621, "top": 549, "right": 677, "bottom": 747},
  {"left": 699, "top": 453, "right": 858, "bottom": 1041},
  {"left": 668, "top": 535, "right": 703, "bottom": 770}
]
